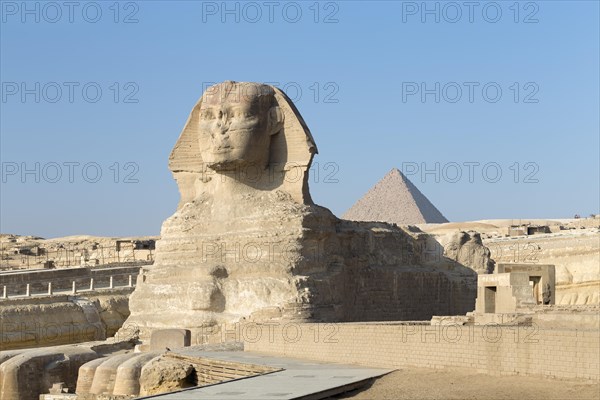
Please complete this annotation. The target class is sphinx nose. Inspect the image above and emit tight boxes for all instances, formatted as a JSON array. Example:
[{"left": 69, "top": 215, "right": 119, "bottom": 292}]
[
  {"left": 215, "top": 111, "right": 230, "bottom": 134},
  {"left": 216, "top": 123, "right": 228, "bottom": 136}
]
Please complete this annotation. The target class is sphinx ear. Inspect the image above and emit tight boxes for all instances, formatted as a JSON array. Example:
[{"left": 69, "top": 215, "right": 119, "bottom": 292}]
[{"left": 268, "top": 106, "right": 284, "bottom": 135}]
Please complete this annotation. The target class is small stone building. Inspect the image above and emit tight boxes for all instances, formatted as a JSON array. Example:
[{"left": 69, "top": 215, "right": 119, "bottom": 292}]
[
  {"left": 507, "top": 225, "right": 551, "bottom": 237},
  {"left": 474, "top": 263, "right": 555, "bottom": 321}
]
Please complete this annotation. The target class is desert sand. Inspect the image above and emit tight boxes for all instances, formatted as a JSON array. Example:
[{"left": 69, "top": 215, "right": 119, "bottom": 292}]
[{"left": 338, "top": 367, "right": 600, "bottom": 400}]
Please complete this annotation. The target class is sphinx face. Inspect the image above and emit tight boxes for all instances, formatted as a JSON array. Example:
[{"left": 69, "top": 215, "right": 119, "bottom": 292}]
[{"left": 198, "top": 82, "right": 276, "bottom": 171}]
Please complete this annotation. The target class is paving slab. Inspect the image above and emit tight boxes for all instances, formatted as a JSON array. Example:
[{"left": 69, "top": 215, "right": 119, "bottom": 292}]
[{"left": 139, "top": 349, "right": 391, "bottom": 400}]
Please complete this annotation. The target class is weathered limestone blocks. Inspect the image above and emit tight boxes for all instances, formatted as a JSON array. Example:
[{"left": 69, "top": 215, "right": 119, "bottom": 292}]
[
  {"left": 0, "top": 345, "right": 98, "bottom": 400},
  {"left": 557, "top": 284, "right": 600, "bottom": 305},
  {"left": 0, "top": 298, "right": 103, "bottom": 350},
  {"left": 74, "top": 330, "right": 193, "bottom": 397},
  {"left": 484, "top": 231, "right": 600, "bottom": 304},
  {"left": 0, "top": 339, "right": 136, "bottom": 400},
  {"left": 75, "top": 356, "right": 107, "bottom": 394},
  {"left": 149, "top": 329, "right": 191, "bottom": 351},
  {"left": 95, "top": 293, "right": 131, "bottom": 337},
  {"left": 122, "top": 81, "right": 481, "bottom": 341},
  {"left": 87, "top": 352, "right": 138, "bottom": 395},
  {"left": 0, "top": 290, "right": 131, "bottom": 350},
  {"left": 437, "top": 230, "right": 495, "bottom": 274},
  {"left": 139, "top": 355, "right": 195, "bottom": 396},
  {"left": 475, "top": 272, "right": 537, "bottom": 316},
  {"left": 112, "top": 352, "right": 161, "bottom": 396},
  {"left": 0, "top": 350, "right": 22, "bottom": 365}
]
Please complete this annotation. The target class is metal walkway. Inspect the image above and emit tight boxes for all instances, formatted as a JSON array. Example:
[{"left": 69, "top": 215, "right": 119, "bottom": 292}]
[{"left": 139, "top": 350, "right": 391, "bottom": 400}]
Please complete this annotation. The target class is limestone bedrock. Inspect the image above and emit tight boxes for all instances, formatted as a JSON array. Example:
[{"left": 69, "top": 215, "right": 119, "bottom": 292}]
[{"left": 123, "top": 81, "right": 478, "bottom": 342}]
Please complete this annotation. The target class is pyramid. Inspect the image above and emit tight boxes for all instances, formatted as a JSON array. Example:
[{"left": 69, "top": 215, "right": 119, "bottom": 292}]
[{"left": 342, "top": 168, "right": 449, "bottom": 225}]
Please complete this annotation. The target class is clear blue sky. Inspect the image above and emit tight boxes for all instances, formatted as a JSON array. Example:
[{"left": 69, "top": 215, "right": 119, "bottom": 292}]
[{"left": 1, "top": 0, "right": 598, "bottom": 238}]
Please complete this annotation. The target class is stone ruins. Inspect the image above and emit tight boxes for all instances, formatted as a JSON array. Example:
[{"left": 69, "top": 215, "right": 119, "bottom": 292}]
[{"left": 0, "top": 81, "right": 597, "bottom": 399}]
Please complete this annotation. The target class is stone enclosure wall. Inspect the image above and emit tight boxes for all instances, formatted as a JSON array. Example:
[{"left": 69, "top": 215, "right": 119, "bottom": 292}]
[
  {"left": 0, "top": 289, "right": 133, "bottom": 350},
  {"left": 0, "top": 265, "right": 141, "bottom": 297},
  {"left": 484, "top": 232, "right": 600, "bottom": 305},
  {"left": 330, "top": 268, "right": 476, "bottom": 322},
  {"left": 244, "top": 322, "right": 599, "bottom": 381}
]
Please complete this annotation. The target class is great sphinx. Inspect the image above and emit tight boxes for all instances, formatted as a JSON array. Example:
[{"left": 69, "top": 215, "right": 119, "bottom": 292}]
[{"left": 124, "top": 81, "right": 479, "bottom": 342}]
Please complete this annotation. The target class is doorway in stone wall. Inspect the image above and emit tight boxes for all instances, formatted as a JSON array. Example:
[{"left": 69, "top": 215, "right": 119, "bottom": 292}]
[
  {"left": 484, "top": 286, "right": 496, "bottom": 313},
  {"left": 529, "top": 276, "right": 542, "bottom": 304}
]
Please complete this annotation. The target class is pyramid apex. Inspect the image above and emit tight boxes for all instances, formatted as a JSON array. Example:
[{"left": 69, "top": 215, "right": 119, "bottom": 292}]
[
  {"left": 385, "top": 167, "right": 411, "bottom": 183},
  {"left": 386, "top": 167, "right": 404, "bottom": 177}
]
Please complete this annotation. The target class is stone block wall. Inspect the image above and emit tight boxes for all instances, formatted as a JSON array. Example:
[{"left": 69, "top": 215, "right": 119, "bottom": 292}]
[
  {"left": 244, "top": 322, "right": 599, "bottom": 381},
  {"left": 334, "top": 269, "right": 476, "bottom": 321},
  {"left": 0, "top": 289, "right": 133, "bottom": 350}
]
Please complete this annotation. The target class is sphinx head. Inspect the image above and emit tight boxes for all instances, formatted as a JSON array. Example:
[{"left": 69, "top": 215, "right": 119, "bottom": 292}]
[
  {"left": 198, "top": 81, "right": 284, "bottom": 171},
  {"left": 169, "top": 81, "right": 317, "bottom": 206}
]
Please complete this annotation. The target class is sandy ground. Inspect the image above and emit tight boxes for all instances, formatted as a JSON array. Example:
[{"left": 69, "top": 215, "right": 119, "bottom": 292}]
[
  {"left": 335, "top": 367, "right": 600, "bottom": 400},
  {"left": 418, "top": 217, "right": 598, "bottom": 235}
]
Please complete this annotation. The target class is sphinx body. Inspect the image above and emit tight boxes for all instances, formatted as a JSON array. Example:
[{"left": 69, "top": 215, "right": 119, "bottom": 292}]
[{"left": 124, "top": 82, "right": 478, "bottom": 342}]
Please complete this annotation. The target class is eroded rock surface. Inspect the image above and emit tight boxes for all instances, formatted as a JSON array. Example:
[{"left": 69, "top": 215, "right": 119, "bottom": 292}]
[
  {"left": 0, "top": 340, "right": 135, "bottom": 400},
  {"left": 139, "top": 356, "right": 195, "bottom": 396},
  {"left": 0, "top": 290, "right": 132, "bottom": 351},
  {"left": 439, "top": 231, "right": 495, "bottom": 274}
]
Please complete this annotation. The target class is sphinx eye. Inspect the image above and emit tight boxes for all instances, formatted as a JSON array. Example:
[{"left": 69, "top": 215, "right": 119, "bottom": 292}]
[{"left": 200, "top": 110, "right": 214, "bottom": 119}]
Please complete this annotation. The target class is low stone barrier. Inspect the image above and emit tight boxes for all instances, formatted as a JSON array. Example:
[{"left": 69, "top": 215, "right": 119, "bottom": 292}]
[
  {"left": 243, "top": 322, "right": 599, "bottom": 381},
  {"left": 0, "top": 288, "right": 134, "bottom": 350},
  {"left": 0, "top": 266, "right": 140, "bottom": 299}
]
